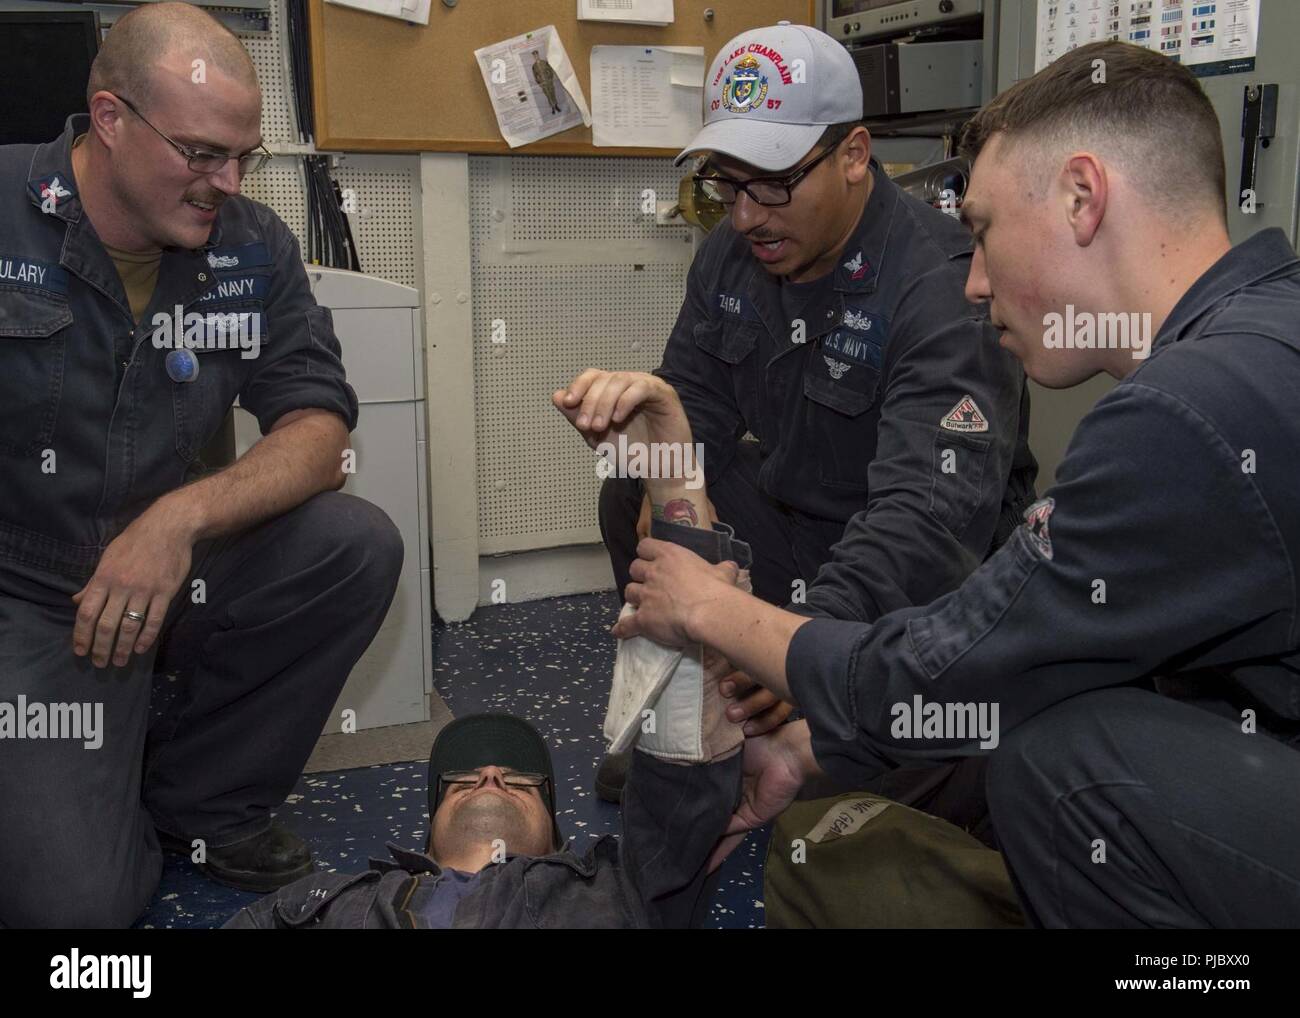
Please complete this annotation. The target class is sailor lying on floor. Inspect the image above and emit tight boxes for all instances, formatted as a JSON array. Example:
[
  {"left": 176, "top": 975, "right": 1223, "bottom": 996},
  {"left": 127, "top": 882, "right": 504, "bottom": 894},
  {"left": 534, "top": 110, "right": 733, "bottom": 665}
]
[{"left": 223, "top": 375, "right": 752, "bottom": 929}]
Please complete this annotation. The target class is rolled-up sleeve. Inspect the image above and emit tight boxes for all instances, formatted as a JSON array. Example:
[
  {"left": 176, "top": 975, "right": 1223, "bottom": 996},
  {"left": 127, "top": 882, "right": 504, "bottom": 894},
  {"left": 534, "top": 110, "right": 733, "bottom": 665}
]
[{"left": 239, "top": 218, "right": 360, "bottom": 435}]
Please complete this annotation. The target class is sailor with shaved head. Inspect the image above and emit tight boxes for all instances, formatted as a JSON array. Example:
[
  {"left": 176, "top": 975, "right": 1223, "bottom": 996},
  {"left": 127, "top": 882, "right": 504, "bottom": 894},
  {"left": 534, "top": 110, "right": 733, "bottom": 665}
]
[{"left": 0, "top": 2, "right": 402, "bottom": 927}]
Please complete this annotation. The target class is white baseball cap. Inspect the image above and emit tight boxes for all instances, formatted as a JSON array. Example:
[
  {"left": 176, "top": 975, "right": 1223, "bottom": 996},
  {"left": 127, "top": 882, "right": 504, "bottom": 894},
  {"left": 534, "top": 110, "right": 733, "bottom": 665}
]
[{"left": 675, "top": 21, "right": 864, "bottom": 172}]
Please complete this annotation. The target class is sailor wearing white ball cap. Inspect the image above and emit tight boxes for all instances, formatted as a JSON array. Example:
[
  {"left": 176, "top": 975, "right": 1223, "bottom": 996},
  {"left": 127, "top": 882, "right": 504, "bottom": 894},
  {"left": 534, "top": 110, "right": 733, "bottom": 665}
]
[{"left": 592, "top": 21, "right": 1037, "bottom": 838}]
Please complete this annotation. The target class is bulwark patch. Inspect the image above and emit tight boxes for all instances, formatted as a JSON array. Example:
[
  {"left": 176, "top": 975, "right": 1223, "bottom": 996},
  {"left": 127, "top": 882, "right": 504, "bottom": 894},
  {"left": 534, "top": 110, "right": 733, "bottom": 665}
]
[{"left": 940, "top": 394, "right": 989, "bottom": 433}]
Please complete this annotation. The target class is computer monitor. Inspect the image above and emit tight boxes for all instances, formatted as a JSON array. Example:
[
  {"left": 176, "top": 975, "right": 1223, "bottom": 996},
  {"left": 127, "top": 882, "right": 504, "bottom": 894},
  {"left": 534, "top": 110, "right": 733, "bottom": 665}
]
[{"left": 0, "top": 11, "right": 100, "bottom": 146}]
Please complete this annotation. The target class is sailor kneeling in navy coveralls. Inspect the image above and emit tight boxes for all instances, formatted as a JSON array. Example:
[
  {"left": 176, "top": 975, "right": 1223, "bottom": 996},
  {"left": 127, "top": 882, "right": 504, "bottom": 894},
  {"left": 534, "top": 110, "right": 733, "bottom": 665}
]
[
  {"left": 0, "top": 4, "right": 401, "bottom": 927},
  {"left": 593, "top": 21, "right": 1037, "bottom": 811},
  {"left": 615, "top": 41, "right": 1300, "bottom": 927}
]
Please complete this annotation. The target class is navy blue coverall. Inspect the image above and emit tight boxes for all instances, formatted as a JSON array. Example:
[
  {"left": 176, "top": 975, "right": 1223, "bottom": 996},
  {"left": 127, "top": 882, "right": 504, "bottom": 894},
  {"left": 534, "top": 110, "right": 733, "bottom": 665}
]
[
  {"left": 0, "top": 116, "right": 403, "bottom": 927},
  {"left": 602, "top": 161, "right": 1036, "bottom": 617},
  {"left": 600, "top": 161, "right": 1037, "bottom": 829},
  {"left": 788, "top": 228, "right": 1300, "bottom": 927}
]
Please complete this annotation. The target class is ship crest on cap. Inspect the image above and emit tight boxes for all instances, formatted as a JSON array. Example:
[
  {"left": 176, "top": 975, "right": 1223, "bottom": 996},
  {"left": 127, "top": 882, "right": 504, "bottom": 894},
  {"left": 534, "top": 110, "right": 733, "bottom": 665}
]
[{"left": 723, "top": 54, "right": 768, "bottom": 114}]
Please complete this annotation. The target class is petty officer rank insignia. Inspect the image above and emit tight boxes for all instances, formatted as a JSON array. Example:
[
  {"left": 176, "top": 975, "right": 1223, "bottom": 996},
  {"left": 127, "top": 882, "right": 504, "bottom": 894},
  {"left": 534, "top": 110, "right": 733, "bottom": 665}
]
[
  {"left": 842, "top": 250, "right": 870, "bottom": 281},
  {"left": 29, "top": 175, "right": 75, "bottom": 213},
  {"left": 940, "top": 394, "right": 989, "bottom": 433},
  {"left": 1023, "top": 497, "right": 1055, "bottom": 560}
]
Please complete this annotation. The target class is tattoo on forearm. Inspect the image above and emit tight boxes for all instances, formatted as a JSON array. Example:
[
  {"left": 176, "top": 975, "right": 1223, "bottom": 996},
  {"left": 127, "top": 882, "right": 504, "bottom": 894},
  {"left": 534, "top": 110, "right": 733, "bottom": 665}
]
[{"left": 652, "top": 499, "right": 699, "bottom": 527}]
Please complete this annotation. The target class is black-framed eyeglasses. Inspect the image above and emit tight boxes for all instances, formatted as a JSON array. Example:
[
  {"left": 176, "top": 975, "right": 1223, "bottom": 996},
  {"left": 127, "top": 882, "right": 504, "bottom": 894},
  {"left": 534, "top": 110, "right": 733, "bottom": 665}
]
[
  {"left": 436, "top": 769, "right": 550, "bottom": 800},
  {"left": 693, "top": 139, "right": 844, "bottom": 208},
  {"left": 114, "top": 93, "right": 272, "bottom": 177}
]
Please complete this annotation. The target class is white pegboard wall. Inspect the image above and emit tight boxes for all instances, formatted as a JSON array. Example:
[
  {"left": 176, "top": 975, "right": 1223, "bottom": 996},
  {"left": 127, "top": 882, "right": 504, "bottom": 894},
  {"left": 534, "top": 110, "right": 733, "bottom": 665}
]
[
  {"left": 473, "top": 264, "right": 684, "bottom": 550},
  {"left": 229, "top": 0, "right": 421, "bottom": 288},
  {"left": 472, "top": 155, "right": 696, "bottom": 256},
  {"left": 238, "top": 157, "right": 306, "bottom": 238},
  {"left": 225, "top": 2, "right": 296, "bottom": 144},
  {"left": 331, "top": 156, "right": 421, "bottom": 289},
  {"left": 469, "top": 155, "right": 696, "bottom": 551}
]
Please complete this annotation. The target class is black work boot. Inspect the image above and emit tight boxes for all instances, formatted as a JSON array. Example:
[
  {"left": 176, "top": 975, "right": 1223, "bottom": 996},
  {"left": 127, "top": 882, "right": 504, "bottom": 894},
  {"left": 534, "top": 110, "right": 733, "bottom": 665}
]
[
  {"left": 594, "top": 751, "right": 630, "bottom": 804},
  {"left": 158, "top": 821, "right": 315, "bottom": 892}
]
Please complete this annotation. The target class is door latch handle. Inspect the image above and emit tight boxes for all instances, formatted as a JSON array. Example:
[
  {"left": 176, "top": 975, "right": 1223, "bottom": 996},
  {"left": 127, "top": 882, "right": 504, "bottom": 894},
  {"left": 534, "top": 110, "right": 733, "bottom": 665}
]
[{"left": 1239, "top": 83, "right": 1278, "bottom": 208}]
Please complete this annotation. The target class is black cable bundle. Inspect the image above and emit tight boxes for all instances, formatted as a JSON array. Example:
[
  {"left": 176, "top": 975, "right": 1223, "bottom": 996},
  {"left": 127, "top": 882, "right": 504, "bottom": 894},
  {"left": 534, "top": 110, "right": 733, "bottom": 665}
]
[
  {"left": 304, "top": 156, "right": 320, "bottom": 264},
  {"left": 287, "top": 2, "right": 358, "bottom": 272},
  {"left": 285, "top": 0, "right": 314, "bottom": 143},
  {"left": 330, "top": 174, "right": 362, "bottom": 272},
  {"left": 303, "top": 155, "right": 361, "bottom": 272}
]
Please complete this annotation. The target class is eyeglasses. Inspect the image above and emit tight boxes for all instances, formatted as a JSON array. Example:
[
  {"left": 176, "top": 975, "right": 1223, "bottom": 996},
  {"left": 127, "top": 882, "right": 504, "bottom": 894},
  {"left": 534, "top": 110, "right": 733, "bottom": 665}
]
[
  {"left": 438, "top": 769, "right": 549, "bottom": 793},
  {"left": 693, "top": 140, "right": 844, "bottom": 208},
  {"left": 114, "top": 93, "right": 272, "bottom": 177}
]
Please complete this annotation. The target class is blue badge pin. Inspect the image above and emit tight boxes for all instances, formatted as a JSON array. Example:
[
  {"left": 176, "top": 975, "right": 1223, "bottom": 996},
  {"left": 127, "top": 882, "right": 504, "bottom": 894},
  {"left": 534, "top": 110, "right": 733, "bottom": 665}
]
[{"left": 165, "top": 348, "right": 200, "bottom": 383}]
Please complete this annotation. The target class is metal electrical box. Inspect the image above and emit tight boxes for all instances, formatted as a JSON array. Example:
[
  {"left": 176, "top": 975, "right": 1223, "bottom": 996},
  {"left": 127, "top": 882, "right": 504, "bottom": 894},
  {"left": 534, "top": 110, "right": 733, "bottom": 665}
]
[
  {"left": 826, "top": 0, "right": 985, "bottom": 44},
  {"left": 853, "top": 38, "right": 984, "bottom": 116}
]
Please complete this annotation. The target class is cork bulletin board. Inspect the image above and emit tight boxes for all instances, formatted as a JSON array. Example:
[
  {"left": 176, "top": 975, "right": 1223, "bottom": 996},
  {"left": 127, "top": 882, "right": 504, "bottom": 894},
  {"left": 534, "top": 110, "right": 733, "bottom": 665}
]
[{"left": 308, "top": 0, "right": 817, "bottom": 154}]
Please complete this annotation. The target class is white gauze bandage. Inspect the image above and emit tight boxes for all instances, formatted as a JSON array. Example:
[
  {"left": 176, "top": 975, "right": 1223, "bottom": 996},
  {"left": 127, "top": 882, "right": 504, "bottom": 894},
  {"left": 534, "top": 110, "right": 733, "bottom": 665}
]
[{"left": 603, "top": 570, "right": 750, "bottom": 763}]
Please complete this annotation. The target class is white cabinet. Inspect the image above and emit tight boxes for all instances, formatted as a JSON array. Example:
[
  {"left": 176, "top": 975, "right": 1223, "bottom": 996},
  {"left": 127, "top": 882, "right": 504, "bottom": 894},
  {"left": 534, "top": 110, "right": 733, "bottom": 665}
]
[{"left": 234, "top": 267, "right": 432, "bottom": 731}]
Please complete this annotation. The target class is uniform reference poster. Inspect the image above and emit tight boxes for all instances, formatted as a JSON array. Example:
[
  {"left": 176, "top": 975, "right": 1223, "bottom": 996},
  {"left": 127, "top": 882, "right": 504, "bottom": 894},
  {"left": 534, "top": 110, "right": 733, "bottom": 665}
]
[
  {"left": 474, "top": 26, "right": 592, "bottom": 148},
  {"left": 1035, "top": 0, "right": 1260, "bottom": 77},
  {"left": 591, "top": 46, "right": 704, "bottom": 148}
]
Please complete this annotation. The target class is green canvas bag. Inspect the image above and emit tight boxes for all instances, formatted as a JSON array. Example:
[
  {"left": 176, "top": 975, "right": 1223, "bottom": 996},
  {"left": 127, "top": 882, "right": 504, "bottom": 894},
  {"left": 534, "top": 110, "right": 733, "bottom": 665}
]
[{"left": 764, "top": 793, "right": 1026, "bottom": 928}]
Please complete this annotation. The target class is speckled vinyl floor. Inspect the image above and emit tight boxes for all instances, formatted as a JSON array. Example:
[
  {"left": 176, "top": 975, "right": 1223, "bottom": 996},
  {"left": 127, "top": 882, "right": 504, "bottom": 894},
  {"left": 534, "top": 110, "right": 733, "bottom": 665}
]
[{"left": 135, "top": 591, "right": 767, "bottom": 929}]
